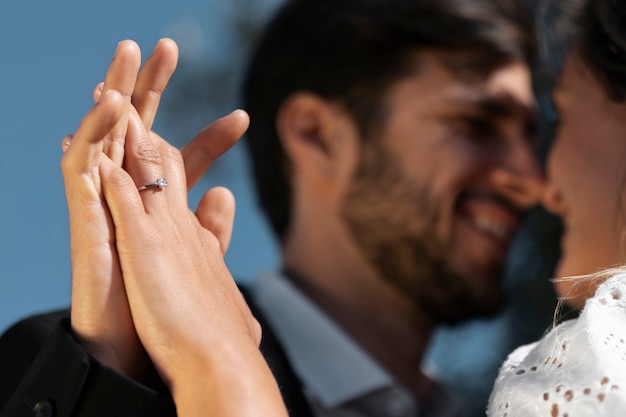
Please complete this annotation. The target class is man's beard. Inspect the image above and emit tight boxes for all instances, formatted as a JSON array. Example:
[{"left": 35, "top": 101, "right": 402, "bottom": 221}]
[{"left": 340, "top": 146, "right": 506, "bottom": 325}]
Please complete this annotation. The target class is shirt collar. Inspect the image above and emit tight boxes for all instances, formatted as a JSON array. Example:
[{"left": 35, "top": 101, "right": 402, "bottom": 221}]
[{"left": 251, "top": 271, "right": 394, "bottom": 408}]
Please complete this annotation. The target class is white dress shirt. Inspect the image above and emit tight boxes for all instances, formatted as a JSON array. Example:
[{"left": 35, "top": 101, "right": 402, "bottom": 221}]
[{"left": 252, "top": 271, "right": 464, "bottom": 417}]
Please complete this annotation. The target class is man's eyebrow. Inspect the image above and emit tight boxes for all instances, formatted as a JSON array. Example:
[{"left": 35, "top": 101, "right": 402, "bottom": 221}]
[
  {"left": 442, "top": 91, "right": 538, "bottom": 138},
  {"left": 448, "top": 92, "right": 534, "bottom": 122}
]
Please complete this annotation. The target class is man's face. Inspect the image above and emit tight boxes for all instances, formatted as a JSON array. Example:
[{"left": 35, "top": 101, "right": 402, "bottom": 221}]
[{"left": 341, "top": 53, "right": 542, "bottom": 323}]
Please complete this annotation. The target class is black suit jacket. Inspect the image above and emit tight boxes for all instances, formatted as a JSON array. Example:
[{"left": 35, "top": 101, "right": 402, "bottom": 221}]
[{"left": 0, "top": 288, "right": 314, "bottom": 417}]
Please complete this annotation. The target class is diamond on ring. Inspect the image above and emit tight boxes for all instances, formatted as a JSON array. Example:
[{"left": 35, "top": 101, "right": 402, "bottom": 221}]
[{"left": 138, "top": 177, "right": 168, "bottom": 191}]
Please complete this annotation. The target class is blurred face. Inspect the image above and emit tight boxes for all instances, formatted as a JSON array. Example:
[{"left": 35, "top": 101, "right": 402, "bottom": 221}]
[
  {"left": 544, "top": 54, "right": 626, "bottom": 308},
  {"left": 342, "top": 53, "right": 542, "bottom": 323}
]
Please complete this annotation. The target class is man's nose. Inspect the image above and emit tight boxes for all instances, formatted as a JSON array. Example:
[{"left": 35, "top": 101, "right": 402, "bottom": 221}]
[
  {"left": 490, "top": 145, "right": 546, "bottom": 209},
  {"left": 541, "top": 182, "right": 563, "bottom": 215}
]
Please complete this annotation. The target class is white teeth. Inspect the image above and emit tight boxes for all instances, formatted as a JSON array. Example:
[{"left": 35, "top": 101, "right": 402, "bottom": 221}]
[{"left": 472, "top": 216, "right": 509, "bottom": 240}]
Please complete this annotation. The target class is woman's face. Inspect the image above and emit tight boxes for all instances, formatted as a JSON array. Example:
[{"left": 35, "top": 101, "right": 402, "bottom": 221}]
[{"left": 544, "top": 54, "right": 626, "bottom": 308}]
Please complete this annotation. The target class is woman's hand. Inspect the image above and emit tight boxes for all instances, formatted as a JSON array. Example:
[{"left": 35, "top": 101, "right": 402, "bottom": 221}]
[
  {"left": 62, "top": 38, "right": 286, "bottom": 417},
  {"left": 98, "top": 102, "right": 287, "bottom": 417},
  {"left": 65, "top": 39, "right": 246, "bottom": 379},
  {"left": 63, "top": 40, "right": 142, "bottom": 376}
]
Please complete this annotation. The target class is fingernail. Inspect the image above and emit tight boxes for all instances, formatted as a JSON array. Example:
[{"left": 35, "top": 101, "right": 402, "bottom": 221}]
[
  {"left": 94, "top": 82, "right": 104, "bottom": 101},
  {"left": 111, "top": 41, "right": 123, "bottom": 60},
  {"left": 62, "top": 134, "right": 73, "bottom": 152}
]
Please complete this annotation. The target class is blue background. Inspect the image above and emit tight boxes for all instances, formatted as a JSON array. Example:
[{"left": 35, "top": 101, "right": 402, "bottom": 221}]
[{"left": 0, "top": 0, "right": 284, "bottom": 333}]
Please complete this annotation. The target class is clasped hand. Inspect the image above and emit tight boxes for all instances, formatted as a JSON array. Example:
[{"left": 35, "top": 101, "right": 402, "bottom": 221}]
[{"left": 62, "top": 39, "right": 287, "bottom": 417}]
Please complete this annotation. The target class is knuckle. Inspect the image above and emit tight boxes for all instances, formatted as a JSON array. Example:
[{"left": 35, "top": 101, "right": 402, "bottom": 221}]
[
  {"left": 204, "top": 231, "right": 222, "bottom": 252},
  {"left": 110, "top": 134, "right": 125, "bottom": 146},
  {"left": 148, "top": 87, "right": 164, "bottom": 99},
  {"left": 161, "top": 143, "right": 184, "bottom": 165},
  {"left": 105, "top": 167, "right": 133, "bottom": 189},
  {"left": 134, "top": 142, "right": 162, "bottom": 165}
]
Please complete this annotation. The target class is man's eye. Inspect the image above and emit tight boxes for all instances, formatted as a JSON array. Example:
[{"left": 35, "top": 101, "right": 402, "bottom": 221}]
[
  {"left": 524, "top": 120, "right": 539, "bottom": 146},
  {"left": 458, "top": 117, "right": 497, "bottom": 141},
  {"left": 466, "top": 117, "right": 491, "bottom": 131}
]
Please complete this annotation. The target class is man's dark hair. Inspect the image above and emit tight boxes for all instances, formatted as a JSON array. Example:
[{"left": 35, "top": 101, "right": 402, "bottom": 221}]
[
  {"left": 575, "top": 0, "right": 626, "bottom": 101},
  {"left": 241, "top": 0, "right": 533, "bottom": 242}
]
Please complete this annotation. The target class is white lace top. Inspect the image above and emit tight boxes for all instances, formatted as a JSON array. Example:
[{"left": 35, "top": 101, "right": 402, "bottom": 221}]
[{"left": 487, "top": 273, "right": 626, "bottom": 417}]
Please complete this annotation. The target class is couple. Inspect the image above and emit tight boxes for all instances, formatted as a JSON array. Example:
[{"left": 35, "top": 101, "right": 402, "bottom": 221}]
[{"left": 1, "top": 0, "right": 625, "bottom": 416}]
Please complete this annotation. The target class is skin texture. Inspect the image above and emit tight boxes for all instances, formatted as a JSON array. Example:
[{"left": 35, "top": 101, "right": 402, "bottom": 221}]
[
  {"left": 279, "top": 52, "right": 543, "bottom": 398},
  {"left": 67, "top": 39, "right": 247, "bottom": 377},
  {"left": 65, "top": 40, "right": 144, "bottom": 377},
  {"left": 63, "top": 40, "right": 288, "bottom": 416},
  {"left": 544, "top": 53, "right": 626, "bottom": 309},
  {"left": 341, "top": 56, "right": 541, "bottom": 324}
]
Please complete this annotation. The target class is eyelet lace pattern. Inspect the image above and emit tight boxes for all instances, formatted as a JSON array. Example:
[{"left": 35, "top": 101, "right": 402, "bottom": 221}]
[{"left": 487, "top": 273, "right": 626, "bottom": 416}]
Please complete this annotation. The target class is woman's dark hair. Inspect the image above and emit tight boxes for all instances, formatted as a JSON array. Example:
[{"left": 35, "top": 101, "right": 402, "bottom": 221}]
[
  {"left": 576, "top": 0, "right": 626, "bottom": 101},
  {"left": 241, "top": 0, "right": 533, "bottom": 242}
]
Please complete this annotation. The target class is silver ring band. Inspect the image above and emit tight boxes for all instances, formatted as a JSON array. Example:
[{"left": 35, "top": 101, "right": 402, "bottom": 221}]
[{"left": 138, "top": 177, "right": 168, "bottom": 191}]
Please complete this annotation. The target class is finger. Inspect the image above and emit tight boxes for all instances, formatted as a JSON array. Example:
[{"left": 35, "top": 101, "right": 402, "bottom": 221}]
[
  {"left": 61, "top": 134, "right": 73, "bottom": 153},
  {"left": 124, "top": 106, "right": 169, "bottom": 213},
  {"left": 62, "top": 90, "right": 125, "bottom": 177},
  {"left": 196, "top": 187, "right": 236, "bottom": 254},
  {"left": 102, "top": 40, "right": 141, "bottom": 166},
  {"left": 132, "top": 38, "right": 178, "bottom": 131},
  {"left": 100, "top": 155, "right": 150, "bottom": 236},
  {"left": 92, "top": 82, "right": 104, "bottom": 102},
  {"left": 181, "top": 109, "right": 249, "bottom": 189},
  {"left": 150, "top": 130, "right": 189, "bottom": 212}
]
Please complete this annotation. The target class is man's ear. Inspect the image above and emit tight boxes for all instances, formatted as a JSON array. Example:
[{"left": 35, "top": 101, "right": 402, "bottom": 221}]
[{"left": 277, "top": 92, "right": 357, "bottom": 182}]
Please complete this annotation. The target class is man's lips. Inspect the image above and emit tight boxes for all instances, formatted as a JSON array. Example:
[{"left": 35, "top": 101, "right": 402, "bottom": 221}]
[
  {"left": 456, "top": 193, "right": 522, "bottom": 244},
  {"left": 471, "top": 215, "right": 512, "bottom": 240}
]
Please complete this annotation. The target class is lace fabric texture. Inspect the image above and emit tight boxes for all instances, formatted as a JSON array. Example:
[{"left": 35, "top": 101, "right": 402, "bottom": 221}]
[{"left": 487, "top": 273, "right": 626, "bottom": 417}]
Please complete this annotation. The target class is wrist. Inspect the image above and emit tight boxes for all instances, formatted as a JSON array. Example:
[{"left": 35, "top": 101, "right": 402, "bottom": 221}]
[
  {"left": 168, "top": 341, "right": 288, "bottom": 417},
  {"left": 70, "top": 327, "right": 150, "bottom": 380}
]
